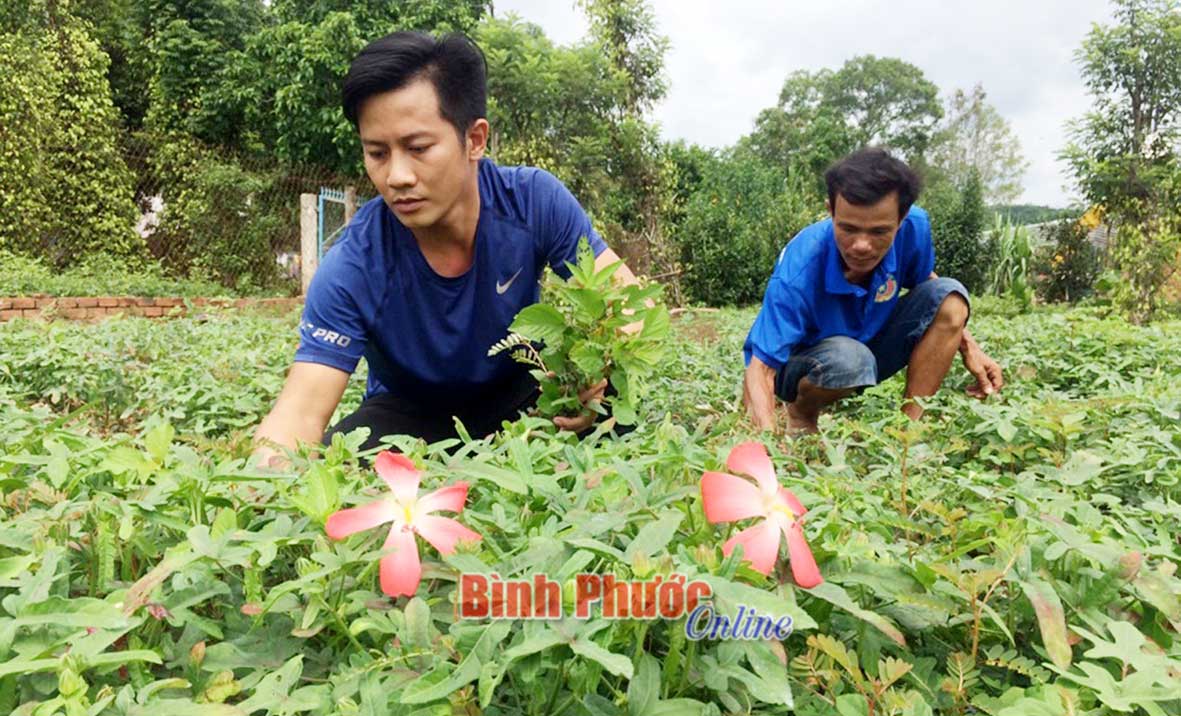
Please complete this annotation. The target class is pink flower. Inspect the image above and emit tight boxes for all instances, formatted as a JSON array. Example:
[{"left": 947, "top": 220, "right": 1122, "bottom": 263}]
[
  {"left": 699, "top": 442, "right": 823, "bottom": 588},
  {"left": 326, "top": 451, "right": 482, "bottom": 598}
]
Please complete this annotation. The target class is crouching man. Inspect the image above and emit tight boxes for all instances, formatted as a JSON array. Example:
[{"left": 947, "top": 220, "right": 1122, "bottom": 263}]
[{"left": 742, "top": 148, "right": 1004, "bottom": 434}]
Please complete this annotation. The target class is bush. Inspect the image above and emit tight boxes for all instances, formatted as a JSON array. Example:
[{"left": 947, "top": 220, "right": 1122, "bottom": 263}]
[
  {"left": 674, "top": 156, "right": 821, "bottom": 306},
  {"left": 926, "top": 171, "right": 991, "bottom": 294},
  {"left": 0, "top": 6, "right": 143, "bottom": 264},
  {"left": 1104, "top": 171, "right": 1181, "bottom": 323},
  {"left": 148, "top": 136, "right": 289, "bottom": 293},
  {"left": 0, "top": 250, "right": 250, "bottom": 297},
  {"left": 1033, "top": 219, "right": 1102, "bottom": 303}
]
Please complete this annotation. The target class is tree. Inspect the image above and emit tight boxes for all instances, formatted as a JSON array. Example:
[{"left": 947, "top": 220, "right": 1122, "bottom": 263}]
[
  {"left": 577, "top": 0, "right": 668, "bottom": 115},
  {"left": 928, "top": 84, "right": 1028, "bottom": 204},
  {"left": 1062, "top": 0, "right": 1181, "bottom": 210},
  {"left": 0, "top": 0, "right": 142, "bottom": 264},
  {"left": 743, "top": 55, "right": 942, "bottom": 189},
  {"left": 1061, "top": 0, "right": 1181, "bottom": 321}
]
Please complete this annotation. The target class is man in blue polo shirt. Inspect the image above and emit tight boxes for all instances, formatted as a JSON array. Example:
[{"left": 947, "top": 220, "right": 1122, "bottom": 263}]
[
  {"left": 251, "top": 31, "right": 640, "bottom": 464},
  {"left": 743, "top": 148, "right": 1004, "bottom": 434}
]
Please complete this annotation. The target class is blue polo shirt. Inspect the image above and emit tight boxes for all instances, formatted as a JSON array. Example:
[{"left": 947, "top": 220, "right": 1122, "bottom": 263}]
[
  {"left": 295, "top": 159, "right": 607, "bottom": 403},
  {"left": 743, "top": 207, "right": 935, "bottom": 370}
]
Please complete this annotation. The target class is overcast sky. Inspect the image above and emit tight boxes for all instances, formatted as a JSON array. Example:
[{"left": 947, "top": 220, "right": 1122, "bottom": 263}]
[{"left": 492, "top": 0, "right": 1116, "bottom": 207}]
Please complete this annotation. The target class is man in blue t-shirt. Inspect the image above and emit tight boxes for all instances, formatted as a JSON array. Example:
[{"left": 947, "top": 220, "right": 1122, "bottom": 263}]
[
  {"left": 743, "top": 149, "right": 1004, "bottom": 434},
  {"left": 252, "top": 31, "right": 641, "bottom": 464}
]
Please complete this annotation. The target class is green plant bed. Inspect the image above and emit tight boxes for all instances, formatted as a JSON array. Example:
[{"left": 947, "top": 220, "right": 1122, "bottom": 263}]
[
  {"left": 1, "top": 300, "right": 1179, "bottom": 715},
  {"left": 0, "top": 251, "right": 297, "bottom": 298}
]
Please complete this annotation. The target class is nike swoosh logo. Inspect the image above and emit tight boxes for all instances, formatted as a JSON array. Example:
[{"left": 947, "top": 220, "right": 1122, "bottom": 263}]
[{"left": 496, "top": 268, "right": 524, "bottom": 295}]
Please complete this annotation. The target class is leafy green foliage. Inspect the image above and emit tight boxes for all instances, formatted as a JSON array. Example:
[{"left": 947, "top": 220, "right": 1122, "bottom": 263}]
[
  {"left": 491, "top": 239, "right": 670, "bottom": 425},
  {"left": 674, "top": 155, "right": 822, "bottom": 306},
  {"left": 0, "top": 1, "right": 143, "bottom": 265},
  {"left": 927, "top": 83, "right": 1029, "bottom": 205},
  {"left": 145, "top": 135, "right": 291, "bottom": 293},
  {"left": 2, "top": 298, "right": 1181, "bottom": 713},
  {"left": 743, "top": 54, "right": 943, "bottom": 184},
  {"left": 984, "top": 215, "right": 1034, "bottom": 308},
  {"left": 0, "top": 251, "right": 250, "bottom": 298},
  {"left": 1033, "top": 219, "right": 1102, "bottom": 303},
  {"left": 1061, "top": 0, "right": 1181, "bottom": 324},
  {"left": 927, "top": 170, "right": 990, "bottom": 294}
]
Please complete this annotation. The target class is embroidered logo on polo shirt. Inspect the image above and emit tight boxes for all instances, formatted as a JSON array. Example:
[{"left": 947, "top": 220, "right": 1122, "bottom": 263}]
[
  {"left": 875, "top": 275, "right": 898, "bottom": 303},
  {"left": 496, "top": 268, "right": 524, "bottom": 295}
]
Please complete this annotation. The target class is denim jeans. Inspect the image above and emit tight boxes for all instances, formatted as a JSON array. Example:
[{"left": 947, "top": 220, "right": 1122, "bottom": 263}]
[{"left": 774, "top": 277, "right": 969, "bottom": 402}]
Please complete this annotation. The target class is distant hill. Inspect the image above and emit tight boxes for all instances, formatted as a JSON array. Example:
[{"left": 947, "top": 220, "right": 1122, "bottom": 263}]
[{"left": 989, "top": 204, "right": 1083, "bottom": 225}]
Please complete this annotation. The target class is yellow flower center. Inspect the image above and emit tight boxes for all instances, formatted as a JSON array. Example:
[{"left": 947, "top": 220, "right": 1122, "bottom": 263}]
[{"left": 768, "top": 501, "right": 796, "bottom": 523}]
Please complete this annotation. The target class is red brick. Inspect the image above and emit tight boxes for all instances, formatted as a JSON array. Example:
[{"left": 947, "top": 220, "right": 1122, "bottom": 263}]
[
  {"left": 56, "top": 298, "right": 78, "bottom": 308},
  {"left": 60, "top": 308, "right": 88, "bottom": 320},
  {"left": 1, "top": 309, "right": 22, "bottom": 320},
  {"left": 144, "top": 307, "right": 165, "bottom": 317},
  {"left": 77, "top": 298, "right": 99, "bottom": 308},
  {"left": 117, "top": 297, "right": 136, "bottom": 307},
  {"left": 97, "top": 297, "right": 118, "bottom": 307},
  {"left": 23, "top": 309, "right": 45, "bottom": 320},
  {"left": 11, "top": 298, "right": 35, "bottom": 309},
  {"left": 0, "top": 298, "right": 10, "bottom": 310},
  {"left": 135, "top": 297, "right": 153, "bottom": 307}
]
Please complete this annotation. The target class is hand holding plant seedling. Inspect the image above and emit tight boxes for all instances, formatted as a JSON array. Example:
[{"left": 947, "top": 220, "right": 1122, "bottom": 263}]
[{"left": 489, "top": 237, "right": 670, "bottom": 428}]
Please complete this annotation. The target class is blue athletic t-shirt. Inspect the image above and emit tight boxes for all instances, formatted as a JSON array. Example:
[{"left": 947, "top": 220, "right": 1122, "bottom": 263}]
[
  {"left": 743, "top": 207, "right": 935, "bottom": 370},
  {"left": 295, "top": 159, "right": 608, "bottom": 402}
]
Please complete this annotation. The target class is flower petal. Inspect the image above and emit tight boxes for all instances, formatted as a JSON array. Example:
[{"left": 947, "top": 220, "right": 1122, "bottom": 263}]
[
  {"left": 414, "top": 514, "right": 482, "bottom": 555},
  {"left": 777, "top": 487, "right": 807, "bottom": 518},
  {"left": 726, "top": 442, "right": 778, "bottom": 495},
  {"left": 379, "top": 526, "right": 422, "bottom": 598},
  {"left": 722, "top": 519, "right": 781, "bottom": 575},
  {"left": 417, "top": 482, "right": 469, "bottom": 515},
  {"left": 782, "top": 521, "right": 823, "bottom": 588},
  {"left": 701, "top": 471, "right": 765, "bottom": 523},
  {"left": 375, "top": 451, "right": 420, "bottom": 505},
  {"left": 325, "top": 500, "right": 396, "bottom": 540}
]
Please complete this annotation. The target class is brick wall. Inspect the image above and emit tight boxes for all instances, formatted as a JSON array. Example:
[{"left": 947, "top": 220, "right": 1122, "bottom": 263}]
[{"left": 0, "top": 296, "right": 302, "bottom": 323}]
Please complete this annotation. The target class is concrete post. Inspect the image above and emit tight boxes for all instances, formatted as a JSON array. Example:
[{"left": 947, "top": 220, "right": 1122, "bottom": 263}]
[
  {"left": 344, "top": 185, "right": 357, "bottom": 225},
  {"left": 300, "top": 193, "right": 318, "bottom": 294}
]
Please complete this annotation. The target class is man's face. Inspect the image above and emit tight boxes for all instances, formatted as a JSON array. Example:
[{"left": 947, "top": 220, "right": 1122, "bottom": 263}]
[
  {"left": 357, "top": 78, "right": 486, "bottom": 230},
  {"left": 829, "top": 191, "right": 903, "bottom": 277}
]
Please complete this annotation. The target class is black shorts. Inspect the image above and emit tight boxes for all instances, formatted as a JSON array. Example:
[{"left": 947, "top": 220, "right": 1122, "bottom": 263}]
[{"left": 323, "top": 370, "right": 540, "bottom": 453}]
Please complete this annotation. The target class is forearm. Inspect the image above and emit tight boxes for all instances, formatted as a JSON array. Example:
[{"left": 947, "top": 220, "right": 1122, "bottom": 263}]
[
  {"left": 743, "top": 358, "right": 779, "bottom": 432},
  {"left": 252, "top": 404, "right": 330, "bottom": 465},
  {"left": 959, "top": 327, "right": 978, "bottom": 354}
]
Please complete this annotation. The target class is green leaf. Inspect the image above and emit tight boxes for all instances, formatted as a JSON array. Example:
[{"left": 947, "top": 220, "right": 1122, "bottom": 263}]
[
  {"left": 144, "top": 422, "right": 175, "bottom": 465},
  {"left": 510, "top": 304, "right": 567, "bottom": 343},
  {"left": 623, "top": 510, "right": 683, "bottom": 563},
  {"left": 805, "top": 582, "right": 906, "bottom": 647},
  {"left": 570, "top": 637, "right": 632, "bottom": 679},
  {"left": 627, "top": 652, "right": 659, "bottom": 716},
  {"left": 1017, "top": 578, "right": 1072, "bottom": 670}
]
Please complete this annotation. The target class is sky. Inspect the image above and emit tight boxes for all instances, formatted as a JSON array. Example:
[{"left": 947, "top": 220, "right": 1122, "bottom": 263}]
[{"left": 492, "top": 0, "right": 1117, "bottom": 207}]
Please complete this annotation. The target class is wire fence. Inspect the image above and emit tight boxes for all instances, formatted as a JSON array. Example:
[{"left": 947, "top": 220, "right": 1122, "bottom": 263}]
[{"left": 120, "top": 132, "right": 372, "bottom": 295}]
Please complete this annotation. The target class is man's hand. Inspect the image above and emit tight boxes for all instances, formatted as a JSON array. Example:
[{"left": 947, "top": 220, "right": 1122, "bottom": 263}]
[
  {"left": 251, "top": 362, "right": 350, "bottom": 469},
  {"left": 554, "top": 378, "right": 609, "bottom": 432},
  {"left": 743, "top": 357, "right": 779, "bottom": 432},
  {"left": 959, "top": 332, "right": 1003, "bottom": 398}
]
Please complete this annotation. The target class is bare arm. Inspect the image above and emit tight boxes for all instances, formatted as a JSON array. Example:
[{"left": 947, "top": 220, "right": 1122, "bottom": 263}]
[
  {"left": 743, "top": 355, "right": 779, "bottom": 432},
  {"left": 252, "top": 362, "right": 351, "bottom": 467},
  {"left": 927, "top": 271, "right": 1003, "bottom": 396}
]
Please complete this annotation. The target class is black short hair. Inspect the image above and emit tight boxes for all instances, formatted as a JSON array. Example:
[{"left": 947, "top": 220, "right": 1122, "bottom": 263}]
[
  {"left": 341, "top": 31, "right": 487, "bottom": 143},
  {"left": 824, "top": 148, "right": 922, "bottom": 219}
]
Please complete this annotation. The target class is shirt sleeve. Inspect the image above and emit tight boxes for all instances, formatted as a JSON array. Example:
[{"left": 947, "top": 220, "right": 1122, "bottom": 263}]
[
  {"left": 903, "top": 208, "right": 936, "bottom": 288},
  {"left": 535, "top": 169, "right": 609, "bottom": 278},
  {"left": 293, "top": 251, "right": 370, "bottom": 374},
  {"left": 743, "top": 275, "right": 809, "bottom": 370}
]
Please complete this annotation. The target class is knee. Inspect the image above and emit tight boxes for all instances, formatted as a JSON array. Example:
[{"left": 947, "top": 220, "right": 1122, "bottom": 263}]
[
  {"left": 934, "top": 291, "right": 969, "bottom": 332},
  {"left": 817, "top": 336, "right": 876, "bottom": 376}
]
